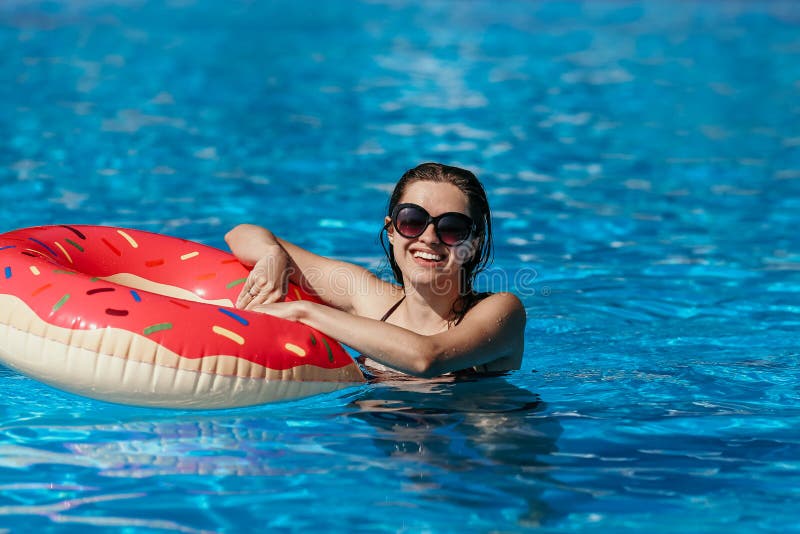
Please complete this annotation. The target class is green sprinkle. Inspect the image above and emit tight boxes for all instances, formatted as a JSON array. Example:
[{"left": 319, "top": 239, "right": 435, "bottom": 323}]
[
  {"left": 144, "top": 323, "right": 173, "bottom": 335},
  {"left": 309, "top": 333, "right": 317, "bottom": 346},
  {"left": 225, "top": 277, "right": 247, "bottom": 289},
  {"left": 53, "top": 269, "right": 77, "bottom": 275},
  {"left": 89, "top": 277, "right": 100, "bottom": 282},
  {"left": 52, "top": 294, "right": 70, "bottom": 313},
  {"left": 65, "top": 238, "right": 84, "bottom": 252},
  {"left": 321, "top": 337, "right": 334, "bottom": 362}
]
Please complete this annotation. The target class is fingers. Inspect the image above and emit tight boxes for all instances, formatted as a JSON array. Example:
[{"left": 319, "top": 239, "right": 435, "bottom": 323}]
[
  {"left": 235, "top": 275, "right": 260, "bottom": 309},
  {"left": 244, "top": 284, "right": 282, "bottom": 310},
  {"left": 236, "top": 277, "right": 286, "bottom": 310},
  {"left": 235, "top": 254, "right": 291, "bottom": 310}
]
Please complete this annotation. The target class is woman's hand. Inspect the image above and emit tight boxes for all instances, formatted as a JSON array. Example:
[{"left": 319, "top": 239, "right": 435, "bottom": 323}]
[
  {"left": 236, "top": 244, "right": 293, "bottom": 310},
  {"left": 251, "top": 300, "right": 310, "bottom": 322}
]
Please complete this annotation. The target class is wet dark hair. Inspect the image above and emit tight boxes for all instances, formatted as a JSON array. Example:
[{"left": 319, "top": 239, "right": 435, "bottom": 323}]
[{"left": 380, "top": 162, "right": 494, "bottom": 324}]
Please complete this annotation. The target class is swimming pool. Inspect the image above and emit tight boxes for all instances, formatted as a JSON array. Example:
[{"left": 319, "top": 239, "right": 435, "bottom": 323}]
[{"left": 1, "top": 0, "right": 799, "bottom": 531}]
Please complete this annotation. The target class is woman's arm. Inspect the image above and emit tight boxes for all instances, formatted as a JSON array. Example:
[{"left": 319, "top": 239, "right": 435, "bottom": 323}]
[
  {"left": 253, "top": 292, "right": 526, "bottom": 377},
  {"left": 224, "top": 225, "right": 292, "bottom": 309},
  {"left": 225, "top": 224, "right": 396, "bottom": 314}
]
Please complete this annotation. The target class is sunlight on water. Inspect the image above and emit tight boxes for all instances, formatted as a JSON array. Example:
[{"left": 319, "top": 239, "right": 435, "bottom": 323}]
[{"left": 1, "top": 0, "right": 799, "bottom": 531}]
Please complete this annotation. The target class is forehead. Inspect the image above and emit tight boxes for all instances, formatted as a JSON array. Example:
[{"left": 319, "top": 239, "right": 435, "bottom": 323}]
[{"left": 399, "top": 181, "right": 470, "bottom": 216}]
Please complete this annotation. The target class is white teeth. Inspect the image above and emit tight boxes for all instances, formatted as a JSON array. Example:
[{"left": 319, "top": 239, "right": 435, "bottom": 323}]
[{"left": 414, "top": 251, "right": 442, "bottom": 261}]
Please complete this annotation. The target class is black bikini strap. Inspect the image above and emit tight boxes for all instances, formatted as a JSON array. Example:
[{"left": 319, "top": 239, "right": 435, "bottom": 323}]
[{"left": 379, "top": 296, "right": 405, "bottom": 322}]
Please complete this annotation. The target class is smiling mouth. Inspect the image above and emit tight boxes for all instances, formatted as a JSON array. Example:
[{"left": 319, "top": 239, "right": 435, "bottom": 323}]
[{"left": 413, "top": 251, "right": 444, "bottom": 262}]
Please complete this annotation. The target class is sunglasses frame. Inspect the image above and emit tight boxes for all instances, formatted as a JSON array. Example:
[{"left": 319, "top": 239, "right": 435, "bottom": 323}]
[{"left": 390, "top": 203, "right": 476, "bottom": 246}]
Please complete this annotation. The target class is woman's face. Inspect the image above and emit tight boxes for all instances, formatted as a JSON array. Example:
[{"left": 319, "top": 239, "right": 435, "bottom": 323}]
[{"left": 385, "top": 181, "right": 478, "bottom": 293}]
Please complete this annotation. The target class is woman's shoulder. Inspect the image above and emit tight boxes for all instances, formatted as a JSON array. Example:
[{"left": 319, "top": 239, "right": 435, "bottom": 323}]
[
  {"left": 484, "top": 291, "right": 524, "bottom": 307},
  {"left": 462, "top": 291, "right": 526, "bottom": 323},
  {"left": 451, "top": 292, "right": 526, "bottom": 373},
  {"left": 350, "top": 279, "right": 405, "bottom": 319}
]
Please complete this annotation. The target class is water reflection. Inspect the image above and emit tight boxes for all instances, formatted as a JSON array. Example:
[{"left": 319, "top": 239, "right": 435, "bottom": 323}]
[
  {"left": 0, "top": 376, "right": 563, "bottom": 529},
  {"left": 346, "top": 375, "right": 564, "bottom": 526}
]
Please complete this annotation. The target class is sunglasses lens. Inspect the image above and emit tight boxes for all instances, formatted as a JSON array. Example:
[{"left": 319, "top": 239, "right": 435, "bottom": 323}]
[
  {"left": 395, "top": 206, "right": 428, "bottom": 238},
  {"left": 437, "top": 215, "right": 471, "bottom": 245}
]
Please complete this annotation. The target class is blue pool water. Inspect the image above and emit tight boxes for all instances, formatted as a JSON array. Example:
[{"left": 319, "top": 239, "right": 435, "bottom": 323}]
[{"left": 1, "top": 0, "right": 799, "bottom": 531}]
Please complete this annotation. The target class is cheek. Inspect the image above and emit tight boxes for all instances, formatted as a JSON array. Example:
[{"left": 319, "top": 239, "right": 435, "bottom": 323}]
[
  {"left": 451, "top": 241, "right": 477, "bottom": 265},
  {"left": 390, "top": 234, "right": 410, "bottom": 256}
]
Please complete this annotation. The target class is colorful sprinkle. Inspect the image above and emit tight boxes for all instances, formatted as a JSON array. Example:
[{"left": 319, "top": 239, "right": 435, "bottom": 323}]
[
  {"left": 52, "top": 294, "right": 70, "bottom": 313},
  {"left": 65, "top": 238, "right": 84, "bottom": 252},
  {"left": 144, "top": 323, "right": 172, "bottom": 335},
  {"left": 212, "top": 325, "right": 245, "bottom": 345},
  {"left": 24, "top": 248, "right": 49, "bottom": 259},
  {"left": 321, "top": 337, "right": 334, "bottom": 362},
  {"left": 28, "top": 238, "right": 58, "bottom": 258},
  {"left": 60, "top": 225, "right": 86, "bottom": 240},
  {"left": 87, "top": 287, "right": 115, "bottom": 295},
  {"left": 29, "top": 266, "right": 40, "bottom": 276},
  {"left": 217, "top": 308, "right": 249, "bottom": 326},
  {"left": 145, "top": 259, "right": 165, "bottom": 267},
  {"left": 105, "top": 308, "right": 129, "bottom": 317},
  {"left": 169, "top": 299, "right": 190, "bottom": 309},
  {"left": 225, "top": 277, "right": 247, "bottom": 289},
  {"left": 195, "top": 272, "right": 216, "bottom": 280},
  {"left": 0, "top": 246, "right": 16, "bottom": 251},
  {"left": 309, "top": 333, "right": 317, "bottom": 346},
  {"left": 21, "top": 251, "right": 38, "bottom": 258},
  {"left": 180, "top": 251, "right": 199, "bottom": 261},
  {"left": 284, "top": 343, "right": 307, "bottom": 357},
  {"left": 89, "top": 277, "right": 100, "bottom": 282},
  {"left": 221, "top": 259, "right": 240, "bottom": 264},
  {"left": 4, "top": 266, "right": 11, "bottom": 279},
  {"left": 116, "top": 229, "right": 138, "bottom": 248},
  {"left": 32, "top": 283, "right": 52, "bottom": 296},
  {"left": 54, "top": 242, "right": 73, "bottom": 264},
  {"left": 130, "top": 290, "right": 141, "bottom": 302},
  {"left": 293, "top": 287, "right": 302, "bottom": 301},
  {"left": 101, "top": 238, "right": 121, "bottom": 256},
  {"left": 53, "top": 269, "right": 77, "bottom": 275}
]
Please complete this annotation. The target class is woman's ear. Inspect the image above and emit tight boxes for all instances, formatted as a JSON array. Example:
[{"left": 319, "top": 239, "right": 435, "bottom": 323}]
[{"left": 384, "top": 216, "right": 394, "bottom": 243}]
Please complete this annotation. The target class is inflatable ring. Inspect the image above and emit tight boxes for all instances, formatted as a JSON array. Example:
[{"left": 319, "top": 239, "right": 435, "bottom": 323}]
[{"left": 0, "top": 225, "right": 365, "bottom": 409}]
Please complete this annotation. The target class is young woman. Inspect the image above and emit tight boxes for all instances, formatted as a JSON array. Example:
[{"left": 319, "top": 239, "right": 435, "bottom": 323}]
[{"left": 225, "top": 163, "right": 525, "bottom": 378}]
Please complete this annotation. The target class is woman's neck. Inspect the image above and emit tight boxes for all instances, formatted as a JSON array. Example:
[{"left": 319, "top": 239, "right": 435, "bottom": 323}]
[{"left": 398, "top": 283, "right": 462, "bottom": 334}]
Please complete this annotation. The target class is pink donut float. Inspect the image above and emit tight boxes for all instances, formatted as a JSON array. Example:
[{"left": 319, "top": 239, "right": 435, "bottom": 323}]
[{"left": 0, "top": 225, "right": 365, "bottom": 408}]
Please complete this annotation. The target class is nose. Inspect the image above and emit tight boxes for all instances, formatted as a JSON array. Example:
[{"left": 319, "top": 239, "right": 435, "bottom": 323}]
[{"left": 418, "top": 221, "right": 439, "bottom": 245}]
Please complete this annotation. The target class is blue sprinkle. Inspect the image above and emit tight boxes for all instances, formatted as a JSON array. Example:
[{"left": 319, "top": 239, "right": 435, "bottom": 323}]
[
  {"left": 0, "top": 246, "right": 16, "bottom": 252},
  {"left": 28, "top": 238, "right": 58, "bottom": 258},
  {"left": 130, "top": 290, "right": 142, "bottom": 302},
  {"left": 3, "top": 266, "right": 10, "bottom": 279},
  {"left": 218, "top": 307, "right": 249, "bottom": 326}
]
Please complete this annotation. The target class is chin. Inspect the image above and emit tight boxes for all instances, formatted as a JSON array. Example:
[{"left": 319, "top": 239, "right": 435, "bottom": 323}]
[{"left": 404, "top": 263, "right": 459, "bottom": 292}]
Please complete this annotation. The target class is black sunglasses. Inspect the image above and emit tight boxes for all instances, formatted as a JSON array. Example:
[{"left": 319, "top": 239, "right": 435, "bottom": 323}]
[{"left": 390, "top": 203, "right": 476, "bottom": 246}]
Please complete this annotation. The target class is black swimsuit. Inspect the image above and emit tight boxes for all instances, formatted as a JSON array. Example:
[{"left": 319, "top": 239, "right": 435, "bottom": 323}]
[
  {"left": 357, "top": 296, "right": 489, "bottom": 377},
  {"left": 378, "top": 295, "right": 405, "bottom": 323},
  {"left": 356, "top": 296, "right": 405, "bottom": 378}
]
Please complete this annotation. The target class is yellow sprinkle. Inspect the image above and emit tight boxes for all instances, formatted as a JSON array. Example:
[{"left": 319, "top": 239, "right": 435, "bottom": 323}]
[
  {"left": 54, "top": 241, "right": 73, "bottom": 264},
  {"left": 116, "top": 229, "right": 139, "bottom": 249},
  {"left": 29, "top": 266, "right": 40, "bottom": 276},
  {"left": 284, "top": 343, "right": 307, "bottom": 357},
  {"left": 24, "top": 248, "right": 48, "bottom": 258},
  {"left": 180, "top": 251, "right": 199, "bottom": 261},
  {"left": 212, "top": 325, "right": 244, "bottom": 345},
  {"left": 293, "top": 287, "right": 302, "bottom": 301}
]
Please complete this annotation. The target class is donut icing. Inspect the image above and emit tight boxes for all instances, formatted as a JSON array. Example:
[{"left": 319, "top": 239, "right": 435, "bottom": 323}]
[{"left": 0, "top": 225, "right": 365, "bottom": 408}]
